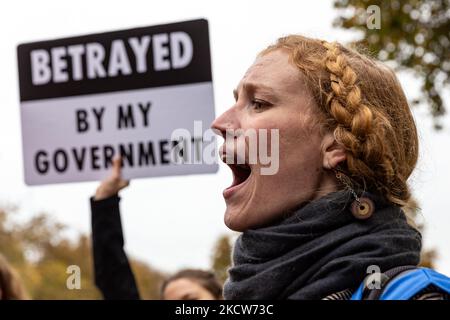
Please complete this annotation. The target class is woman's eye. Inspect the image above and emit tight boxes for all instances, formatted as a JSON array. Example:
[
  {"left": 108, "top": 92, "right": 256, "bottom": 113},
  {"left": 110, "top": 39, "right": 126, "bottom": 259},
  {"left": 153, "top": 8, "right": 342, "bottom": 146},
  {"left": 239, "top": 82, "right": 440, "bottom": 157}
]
[{"left": 250, "top": 99, "right": 270, "bottom": 111}]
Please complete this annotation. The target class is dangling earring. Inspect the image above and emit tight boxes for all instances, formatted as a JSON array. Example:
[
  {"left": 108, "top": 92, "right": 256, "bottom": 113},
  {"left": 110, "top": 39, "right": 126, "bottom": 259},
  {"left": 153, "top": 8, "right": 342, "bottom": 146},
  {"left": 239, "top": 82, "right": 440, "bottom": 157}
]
[{"left": 334, "top": 169, "right": 374, "bottom": 220}]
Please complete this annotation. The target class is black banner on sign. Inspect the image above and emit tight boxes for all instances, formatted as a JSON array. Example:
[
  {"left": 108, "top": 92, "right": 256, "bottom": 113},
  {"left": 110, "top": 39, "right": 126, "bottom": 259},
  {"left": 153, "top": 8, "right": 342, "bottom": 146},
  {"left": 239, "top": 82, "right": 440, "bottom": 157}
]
[{"left": 17, "top": 19, "right": 212, "bottom": 101}]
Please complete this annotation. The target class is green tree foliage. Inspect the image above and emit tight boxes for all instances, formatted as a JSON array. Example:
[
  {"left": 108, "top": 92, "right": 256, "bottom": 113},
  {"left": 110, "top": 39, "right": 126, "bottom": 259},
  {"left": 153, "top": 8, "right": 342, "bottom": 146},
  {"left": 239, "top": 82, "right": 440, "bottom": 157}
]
[
  {"left": 0, "top": 206, "right": 165, "bottom": 299},
  {"left": 333, "top": 0, "right": 450, "bottom": 128},
  {"left": 211, "top": 234, "right": 232, "bottom": 284}
]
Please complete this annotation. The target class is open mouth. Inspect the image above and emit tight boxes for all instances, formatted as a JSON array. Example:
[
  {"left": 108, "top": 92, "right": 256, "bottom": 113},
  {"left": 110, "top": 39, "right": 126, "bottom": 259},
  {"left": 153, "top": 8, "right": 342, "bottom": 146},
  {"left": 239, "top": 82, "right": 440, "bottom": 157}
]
[{"left": 223, "top": 163, "right": 252, "bottom": 198}]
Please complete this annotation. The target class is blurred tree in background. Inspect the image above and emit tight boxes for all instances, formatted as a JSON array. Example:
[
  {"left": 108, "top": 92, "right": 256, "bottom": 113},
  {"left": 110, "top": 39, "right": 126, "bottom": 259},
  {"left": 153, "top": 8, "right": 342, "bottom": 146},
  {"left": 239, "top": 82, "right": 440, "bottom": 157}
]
[
  {"left": 131, "top": 259, "right": 166, "bottom": 299},
  {"left": 0, "top": 206, "right": 165, "bottom": 299},
  {"left": 211, "top": 234, "right": 232, "bottom": 284},
  {"left": 333, "top": 0, "right": 450, "bottom": 129}
]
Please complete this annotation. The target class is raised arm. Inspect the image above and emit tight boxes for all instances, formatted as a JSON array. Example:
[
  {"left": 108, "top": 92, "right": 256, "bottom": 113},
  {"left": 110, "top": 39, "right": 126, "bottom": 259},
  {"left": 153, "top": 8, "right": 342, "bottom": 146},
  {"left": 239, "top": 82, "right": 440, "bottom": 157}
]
[{"left": 90, "top": 157, "right": 140, "bottom": 300}]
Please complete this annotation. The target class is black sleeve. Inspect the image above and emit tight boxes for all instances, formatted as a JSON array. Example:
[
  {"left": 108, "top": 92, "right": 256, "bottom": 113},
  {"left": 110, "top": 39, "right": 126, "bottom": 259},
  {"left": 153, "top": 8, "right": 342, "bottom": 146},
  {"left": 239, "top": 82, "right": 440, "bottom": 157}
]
[{"left": 90, "top": 195, "right": 140, "bottom": 300}]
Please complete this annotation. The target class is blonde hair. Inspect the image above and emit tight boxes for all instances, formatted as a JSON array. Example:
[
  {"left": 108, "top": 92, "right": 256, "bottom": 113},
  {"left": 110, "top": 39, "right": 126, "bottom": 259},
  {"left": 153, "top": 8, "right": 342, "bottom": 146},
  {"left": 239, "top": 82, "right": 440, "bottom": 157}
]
[
  {"left": 0, "top": 254, "right": 30, "bottom": 300},
  {"left": 261, "top": 35, "right": 418, "bottom": 206}
]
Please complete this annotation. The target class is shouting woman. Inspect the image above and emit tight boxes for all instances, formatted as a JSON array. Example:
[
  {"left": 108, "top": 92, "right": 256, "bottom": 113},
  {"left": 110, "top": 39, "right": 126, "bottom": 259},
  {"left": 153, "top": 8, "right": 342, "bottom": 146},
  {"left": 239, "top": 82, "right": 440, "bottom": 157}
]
[{"left": 91, "top": 35, "right": 449, "bottom": 300}]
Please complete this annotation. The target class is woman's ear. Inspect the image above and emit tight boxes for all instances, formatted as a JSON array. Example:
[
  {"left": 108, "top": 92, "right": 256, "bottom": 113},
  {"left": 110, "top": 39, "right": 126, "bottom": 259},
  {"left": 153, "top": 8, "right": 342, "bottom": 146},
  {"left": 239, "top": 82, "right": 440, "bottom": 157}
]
[{"left": 321, "top": 132, "right": 346, "bottom": 169}]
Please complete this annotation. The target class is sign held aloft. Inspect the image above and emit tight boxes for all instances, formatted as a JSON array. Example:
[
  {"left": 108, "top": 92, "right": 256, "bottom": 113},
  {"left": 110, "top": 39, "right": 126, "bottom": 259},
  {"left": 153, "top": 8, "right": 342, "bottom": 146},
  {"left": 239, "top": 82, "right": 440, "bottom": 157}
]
[{"left": 17, "top": 19, "right": 217, "bottom": 185}]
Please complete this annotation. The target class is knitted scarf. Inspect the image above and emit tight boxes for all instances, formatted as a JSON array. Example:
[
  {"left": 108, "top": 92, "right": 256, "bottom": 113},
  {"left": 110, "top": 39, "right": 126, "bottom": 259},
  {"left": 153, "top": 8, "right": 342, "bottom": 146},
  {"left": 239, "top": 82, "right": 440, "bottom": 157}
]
[{"left": 223, "top": 190, "right": 422, "bottom": 300}]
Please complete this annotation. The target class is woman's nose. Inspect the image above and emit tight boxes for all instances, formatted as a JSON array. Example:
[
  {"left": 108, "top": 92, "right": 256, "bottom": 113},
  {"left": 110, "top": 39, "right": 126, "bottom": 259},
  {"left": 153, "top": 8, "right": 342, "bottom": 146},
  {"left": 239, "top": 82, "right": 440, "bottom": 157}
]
[{"left": 211, "top": 107, "right": 239, "bottom": 138}]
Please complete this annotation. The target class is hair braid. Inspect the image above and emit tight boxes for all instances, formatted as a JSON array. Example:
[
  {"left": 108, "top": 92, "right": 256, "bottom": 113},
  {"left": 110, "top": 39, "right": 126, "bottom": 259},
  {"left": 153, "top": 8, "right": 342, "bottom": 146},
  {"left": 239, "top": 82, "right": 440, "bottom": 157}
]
[{"left": 322, "top": 41, "right": 398, "bottom": 199}]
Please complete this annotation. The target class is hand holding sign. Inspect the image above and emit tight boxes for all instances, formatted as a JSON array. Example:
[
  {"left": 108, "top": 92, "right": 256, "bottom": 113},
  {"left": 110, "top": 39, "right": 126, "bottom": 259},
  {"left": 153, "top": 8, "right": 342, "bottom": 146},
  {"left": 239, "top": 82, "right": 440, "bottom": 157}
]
[{"left": 94, "top": 157, "right": 129, "bottom": 201}]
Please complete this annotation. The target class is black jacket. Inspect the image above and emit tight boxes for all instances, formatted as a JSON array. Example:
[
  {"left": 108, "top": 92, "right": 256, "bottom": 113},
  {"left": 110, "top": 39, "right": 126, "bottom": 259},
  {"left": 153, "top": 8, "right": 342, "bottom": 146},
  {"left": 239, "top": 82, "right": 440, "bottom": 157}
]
[{"left": 90, "top": 195, "right": 140, "bottom": 300}]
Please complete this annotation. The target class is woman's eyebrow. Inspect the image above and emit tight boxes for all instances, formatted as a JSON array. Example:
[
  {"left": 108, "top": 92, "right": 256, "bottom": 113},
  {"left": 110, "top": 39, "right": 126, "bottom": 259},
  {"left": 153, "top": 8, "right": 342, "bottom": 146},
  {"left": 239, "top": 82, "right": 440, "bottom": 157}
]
[
  {"left": 244, "top": 81, "right": 275, "bottom": 93},
  {"left": 233, "top": 82, "right": 275, "bottom": 99},
  {"left": 181, "top": 292, "right": 197, "bottom": 300}
]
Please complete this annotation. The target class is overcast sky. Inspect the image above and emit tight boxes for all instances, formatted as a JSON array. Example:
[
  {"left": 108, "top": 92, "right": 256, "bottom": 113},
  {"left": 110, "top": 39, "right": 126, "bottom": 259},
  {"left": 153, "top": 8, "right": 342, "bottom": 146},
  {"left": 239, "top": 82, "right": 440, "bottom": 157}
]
[{"left": 1, "top": 0, "right": 449, "bottom": 275}]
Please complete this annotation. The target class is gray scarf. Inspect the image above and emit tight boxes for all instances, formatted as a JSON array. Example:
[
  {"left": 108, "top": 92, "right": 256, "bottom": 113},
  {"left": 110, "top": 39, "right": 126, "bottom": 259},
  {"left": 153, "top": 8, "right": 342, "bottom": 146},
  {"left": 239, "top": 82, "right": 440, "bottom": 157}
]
[{"left": 223, "top": 190, "right": 422, "bottom": 300}]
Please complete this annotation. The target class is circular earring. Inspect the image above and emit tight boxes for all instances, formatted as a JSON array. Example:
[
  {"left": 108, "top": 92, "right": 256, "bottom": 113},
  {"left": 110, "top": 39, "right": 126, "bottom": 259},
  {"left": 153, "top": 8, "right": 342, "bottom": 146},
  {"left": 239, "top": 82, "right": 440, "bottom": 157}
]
[
  {"left": 351, "top": 197, "right": 374, "bottom": 220},
  {"left": 334, "top": 169, "right": 375, "bottom": 220}
]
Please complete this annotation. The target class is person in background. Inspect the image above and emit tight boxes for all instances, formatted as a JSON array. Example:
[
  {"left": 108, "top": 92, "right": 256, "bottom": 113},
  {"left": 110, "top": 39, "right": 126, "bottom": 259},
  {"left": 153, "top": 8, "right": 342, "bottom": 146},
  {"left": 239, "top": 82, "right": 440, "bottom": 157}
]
[
  {"left": 0, "top": 254, "right": 29, "bottom": 300},
  {"left": 161, "top": 269, "right": 222, "bottom": 300},
  {"left": 90, "top": 157, "right": 222, "bottom": 300}
]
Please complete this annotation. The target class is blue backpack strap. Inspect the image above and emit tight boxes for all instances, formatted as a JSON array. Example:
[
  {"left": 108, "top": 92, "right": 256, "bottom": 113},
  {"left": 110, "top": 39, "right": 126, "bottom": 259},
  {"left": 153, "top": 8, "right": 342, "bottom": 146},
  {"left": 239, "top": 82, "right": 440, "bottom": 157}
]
[
  {"left": 351, "top": 282, "right": 366, "bottom": 300},
  {"left": 379, "top": 268, "right": 450, "bottom": 300},
  {"left": 351, "top": 265, "right": 416, "bottom": 300},
  {"left": 352, "top": 267, "right": 450, "bottom": 300}
]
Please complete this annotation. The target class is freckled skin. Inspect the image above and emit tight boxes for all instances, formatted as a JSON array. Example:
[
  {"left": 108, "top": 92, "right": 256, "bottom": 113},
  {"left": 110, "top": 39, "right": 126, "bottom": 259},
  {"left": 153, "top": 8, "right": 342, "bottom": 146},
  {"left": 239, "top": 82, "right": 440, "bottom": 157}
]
[
  {"left": 212, "top": 50, "right": 345, "bottom": 231},
  {"left": 163, "top": 278, "right": 216, "bottom": 300}
]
